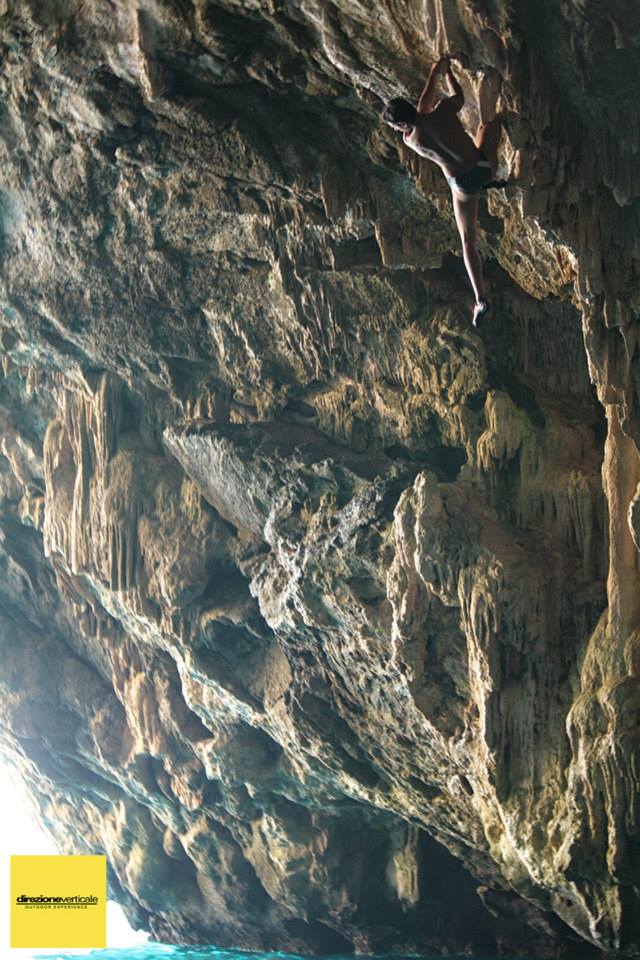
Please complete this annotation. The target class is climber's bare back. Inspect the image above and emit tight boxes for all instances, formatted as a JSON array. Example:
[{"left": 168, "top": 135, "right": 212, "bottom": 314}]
[{"left": 403, "top": 100, "right": 482, "bottom": 178}]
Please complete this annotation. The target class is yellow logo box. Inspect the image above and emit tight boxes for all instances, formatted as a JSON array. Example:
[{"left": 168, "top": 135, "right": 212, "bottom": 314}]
[{"left": 11, "top": 854, "right": 106, "bottom": 948}]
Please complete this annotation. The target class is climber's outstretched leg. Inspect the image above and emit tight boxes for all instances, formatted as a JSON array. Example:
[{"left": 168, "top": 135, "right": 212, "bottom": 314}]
[
  {"left": 475, "top": 117, "right": 502, "bottom": 176},
  {"left": 447, "top": 115, "right": 505, "bottom": 325},
  {"left": 451, "top": 190, "right": 487, "bottom": 325}
]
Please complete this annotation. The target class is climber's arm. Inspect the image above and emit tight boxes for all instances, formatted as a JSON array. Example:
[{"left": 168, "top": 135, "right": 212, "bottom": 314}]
[
  {"left": 416, "top": 57, "right": 449, "bottom": 114},
  {"left": 444, "top": 63, "right": 464, "bottom": 111}
]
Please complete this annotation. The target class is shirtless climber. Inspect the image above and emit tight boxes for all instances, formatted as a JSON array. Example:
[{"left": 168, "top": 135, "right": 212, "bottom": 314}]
[{"left": 382, "top": 56, "right": 504, "bottom": 326}]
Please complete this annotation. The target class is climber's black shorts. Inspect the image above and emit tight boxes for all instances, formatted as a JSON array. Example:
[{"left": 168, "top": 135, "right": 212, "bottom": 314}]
[{"left": 447, "top": 152, "right": 492, "bottom": 196}]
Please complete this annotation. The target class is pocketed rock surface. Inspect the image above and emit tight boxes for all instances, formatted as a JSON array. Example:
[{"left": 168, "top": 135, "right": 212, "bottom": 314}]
[{"left": 0, "top": 1, "right": 638, "bottom": 956}]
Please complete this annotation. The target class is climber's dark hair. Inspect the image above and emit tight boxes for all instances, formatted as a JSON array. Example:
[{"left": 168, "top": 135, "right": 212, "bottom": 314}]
[{"left": 381, "top": 98, "right": 417, "bottom": 126}]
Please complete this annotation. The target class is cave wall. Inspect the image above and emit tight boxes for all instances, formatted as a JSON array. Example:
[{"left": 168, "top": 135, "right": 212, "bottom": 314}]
[{"left": 0, "top": 1, "right": 638, "bottom": 956}]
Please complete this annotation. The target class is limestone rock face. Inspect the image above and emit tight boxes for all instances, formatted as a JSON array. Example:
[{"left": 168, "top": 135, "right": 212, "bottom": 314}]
[{"left": 0, "top": 1, "right": 638, "bottom": 956}]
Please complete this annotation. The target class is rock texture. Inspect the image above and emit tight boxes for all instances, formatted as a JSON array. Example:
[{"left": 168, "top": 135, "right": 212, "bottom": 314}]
[{"left": 0, "top": 0, "right": 638, "bottom": 956}]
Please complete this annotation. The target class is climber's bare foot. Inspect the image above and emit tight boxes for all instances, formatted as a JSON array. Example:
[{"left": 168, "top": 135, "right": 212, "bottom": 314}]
[{"left": 472, "top": 299, "right": 489, "bottom": 326}]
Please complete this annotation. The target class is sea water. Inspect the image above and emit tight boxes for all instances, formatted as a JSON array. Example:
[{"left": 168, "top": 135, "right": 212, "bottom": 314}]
[{"left": 32, "top": 947, "right": 534, "bottom": 960}]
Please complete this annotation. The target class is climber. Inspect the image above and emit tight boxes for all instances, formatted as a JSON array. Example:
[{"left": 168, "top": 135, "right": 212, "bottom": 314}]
[{"left": 381, "top": 56, "right": 504, "bottom": 326}]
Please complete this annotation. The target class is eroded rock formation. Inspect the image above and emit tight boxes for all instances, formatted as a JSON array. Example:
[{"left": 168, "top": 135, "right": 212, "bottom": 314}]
[{"left": 0, "top": 1, "right": 638, "bottom": 956}]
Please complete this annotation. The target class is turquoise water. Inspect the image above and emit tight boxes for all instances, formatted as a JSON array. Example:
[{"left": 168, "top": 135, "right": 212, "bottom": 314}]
[
  {"left": 34, "top": 950, "right": 431, "bottom": 960},
  {"left": 33, "top": 947, "right": 533, "bottom": 960},
  {"left": 34, "top": 950, "right": 423, "bottom": 960}
]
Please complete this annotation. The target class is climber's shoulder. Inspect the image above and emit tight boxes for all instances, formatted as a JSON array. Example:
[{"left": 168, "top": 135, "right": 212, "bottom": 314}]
[{"left": 429, "top": 97, "right": 462, "bottom": 121}]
